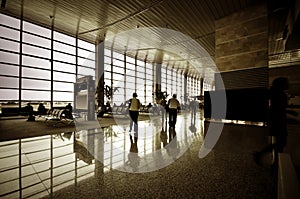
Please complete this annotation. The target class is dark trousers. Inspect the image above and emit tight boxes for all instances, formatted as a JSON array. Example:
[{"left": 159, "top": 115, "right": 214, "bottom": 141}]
[
  {"left": 169, "top": 109, "right": 178, "bottom": 127},
  {"left": 129, "top": 110, "right": 139, "bottom": 133}
]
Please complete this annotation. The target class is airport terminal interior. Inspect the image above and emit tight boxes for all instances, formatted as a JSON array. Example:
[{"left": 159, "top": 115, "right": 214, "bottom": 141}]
[{"left": 0, "top": 0, "right": 300, "bottom": 198}]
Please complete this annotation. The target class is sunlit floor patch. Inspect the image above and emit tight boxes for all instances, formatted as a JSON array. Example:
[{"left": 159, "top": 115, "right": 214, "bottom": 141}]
[{"left": 0, "top": 111, "right": 205, "bottom": 198}]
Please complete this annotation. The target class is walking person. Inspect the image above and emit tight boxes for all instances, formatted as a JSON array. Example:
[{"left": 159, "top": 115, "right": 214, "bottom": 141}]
[
  {"left": 167, "top": 94, "right": 180, "bottom": 129},
  {"left": 128, "top": 93, "right": 141, "bottom": 140}
]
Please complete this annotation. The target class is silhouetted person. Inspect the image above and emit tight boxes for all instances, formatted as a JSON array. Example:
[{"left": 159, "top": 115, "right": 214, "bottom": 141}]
[
  {"left": 254, "top": 77, "right": 289, "bottom": 168},
  {"left": 105, "top": 101, "right": 112, "bottom": 112},
  {"left": 66, "top": 103, "right": 72, "bottom": 112},
  {"left": 37, "top": 103, "right": 46, "bottom": 115},
  {"left": 146, "top": 103, "right": 152, "bottom": 108},
  {"left": 167, "top": 94, "right": 180, "bottom": 128},
  {"left": 128, "top": 93, "right": 140, "bottom": 138},
  {"left": 63, "top": 103, "right": 73, "bottom": 120},
  {"left": 26, "top": 103, "right": 35, "bottom": 121}
]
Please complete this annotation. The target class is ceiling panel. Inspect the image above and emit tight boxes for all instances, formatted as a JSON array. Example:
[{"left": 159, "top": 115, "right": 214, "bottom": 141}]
[{"left": 0, "top": 0, "right": 299, "bottom": 78}]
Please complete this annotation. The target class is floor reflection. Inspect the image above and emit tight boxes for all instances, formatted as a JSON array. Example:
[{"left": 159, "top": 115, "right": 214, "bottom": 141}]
[{"left": 0, "top": 112, "right": 204, "bottom": 198}]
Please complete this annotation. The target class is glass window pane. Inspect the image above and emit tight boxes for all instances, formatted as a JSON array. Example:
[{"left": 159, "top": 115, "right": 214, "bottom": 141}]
[
  {"left": 114, "top": 81, "right": 124, "bottom": 88},
  {"left": 0, "top": 26, "right": 20, "bottom": 40},
  {"left": 146, "top": 63, "right": 152, "bottom": 69},
  {"left": 104, "top": 79, "right": 111, "bottom": 87},
  {"left": 22, "top": 67, "right": 51, "bottom": 79},
  {"left": 53, "top": 82, "right": 74, "bottom": 92},
  {"left": 54, "top": 41, "right": 76, "bottom": 55},
  {"left": 23, "top": 33, "right": 51, "bottom": 48},
  {"left": 137, "top": 60, "right": 144, "bottom": 67},
  {"left": 0, "top": 38, "right": 19, "bottom": 52},
  {"left": 0, "top": 13, "right": 20, "bottom": 28},
  {"left": 125, "top": 68, "right": 134, "bottom": 75},
  {"left": 126, "top": 56, "right": 135, "bottom": 64},
  {"left": 104, "top": 49, "right": 111, "bottom": 56},
  {"left": 53, "top": 52, "right": 75, "bottom": 64},
  {"left": 53, "top": 92, "right": 73, "bottom": 101},
  {"left": 0, "top": 76, "right": 18, "bottom": 88},
  {"left": 126, "top": 63, "right": 135, "bottom": 70},
  {"left": 78, "top": 40, "right": 94, "bottom": 51},
  {"left": 0, "top": 64, "right": 19, "bottom": 76},
  {"left": 0, "top": 51, "right": 19, "bottom": 64},
  {"left": 125, "top": 88, "right": 132, "bottom": 94},
  {"left": 0, "top": 89, "right": 18, "bottom": 100},
  {"left": 23, "top": 44, "right": 50, "bottom": 58},
  {"left": 54, "top": 31, "right": 75, "bottom": 45},
  {"left": 78, "top": 58, "right": 95, "bottom": 68},
  {"left": 78, "top": 49, "right": 95, "bottom": 60},
  {"left": 23, "top": 21, "right": 50, "bottom": 37},
  {"left": 22, "top": 79, "right": 50, "bottom": 90},
  {"left": 22, "top": 56, "right": 51, "bottom": 70},
  {"left": 112, "top": 73, "right": 123, "bottom": 81},
  {"left": 53, "top": 72, "right": 75, "bottom": 82},
  {"left": 53, "top": 61, "right": 75, "bottom": 73},
  {"left": 22, "top": 90, "right": 50, "bottom": 101},
  {"left": 112, "top": 59, "right": 124, "bottom": 68},
  {"left": 137, "top": 71, "right": 144, "bottom": 77},
  {"left": 78, "top": 67, "right": 95, "bottom": 77},
  {"left": 126, "top": 83, "right": 135, "bottom": 90},
  {"left": 113, "top": 51, "right": 123, "bottom": 60},
  {"left": 104, "top": 56, "right": 111, "bottom": 64}
]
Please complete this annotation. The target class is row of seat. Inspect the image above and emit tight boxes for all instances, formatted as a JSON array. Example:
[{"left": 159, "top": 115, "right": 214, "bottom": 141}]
[{"left": 43, "top": 109, "right": 74, "bottom": 126}]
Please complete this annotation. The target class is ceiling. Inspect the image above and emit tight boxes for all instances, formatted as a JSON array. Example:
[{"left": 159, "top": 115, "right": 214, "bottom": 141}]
[{"left": 1, "top": 0, "right": 299, "bottom": 79}]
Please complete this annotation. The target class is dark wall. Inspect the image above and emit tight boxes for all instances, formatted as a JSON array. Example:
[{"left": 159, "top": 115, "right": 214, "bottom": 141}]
[{"left": 204, "top": 87, "right": 269, "bottom": 122}]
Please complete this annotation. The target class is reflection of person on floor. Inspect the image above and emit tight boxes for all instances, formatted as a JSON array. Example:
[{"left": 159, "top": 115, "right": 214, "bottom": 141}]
[
  {"left": 190, "top": 99, "right": 198, "bottom": 121},
  {"left": 189, "top": 117, "right": 197, "bottom": 133},
  {"left": 26, "top": 103, "right": 35, "bottom": 121},
  {"left": 128, "top": 93, "right": 140, "bottom": 137},
  {"left": 160, "top": 128, "right": 168, "bottom": 148},
  {"left": 166, "top": 127, "right": 180, "bottom": 160},
  {"left": 159, "top": 96, "right": 167, "bottom": 124},
  {"left": 189, "top": 99, "right": 198, "bottom": 133},
  {"left": 126, "top": 137, "right": 140, "bottom": 172},
  {"left": 167, "top": 94, "right": 180, "bottom": 128},
  {"left": 254, "top": 77, "right": 289, "bottom": 168}
]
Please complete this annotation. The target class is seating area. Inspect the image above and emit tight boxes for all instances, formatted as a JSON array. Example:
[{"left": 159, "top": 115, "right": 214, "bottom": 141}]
[
  {"left": 42, "top": 108, "right": 74, "bottom": 126},
  {"left": 97, "top": 104, "right": 162, "bottom": 118}
]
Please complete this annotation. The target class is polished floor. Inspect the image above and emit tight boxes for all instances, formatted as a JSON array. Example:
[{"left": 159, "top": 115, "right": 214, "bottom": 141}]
[{"left": 0, "top": 111, "right": 284, "bottom": 198}]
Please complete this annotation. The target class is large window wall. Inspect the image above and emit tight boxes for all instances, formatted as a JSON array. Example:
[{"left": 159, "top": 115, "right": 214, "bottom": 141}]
[
  {"left": 0, "top": 13, "right": 210, "bottom": 110},
  {"left": 0, "top": 13, "right": 95, "bottom": 109},
  {"left": 104, "top": 50, "right": 155, "bottom": 106},
  {"left": 187, "top": 75, "right": 202, "bottom": 99},
  {"left": 161, "top": 66, "right": 184, "bottom": 103}
]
